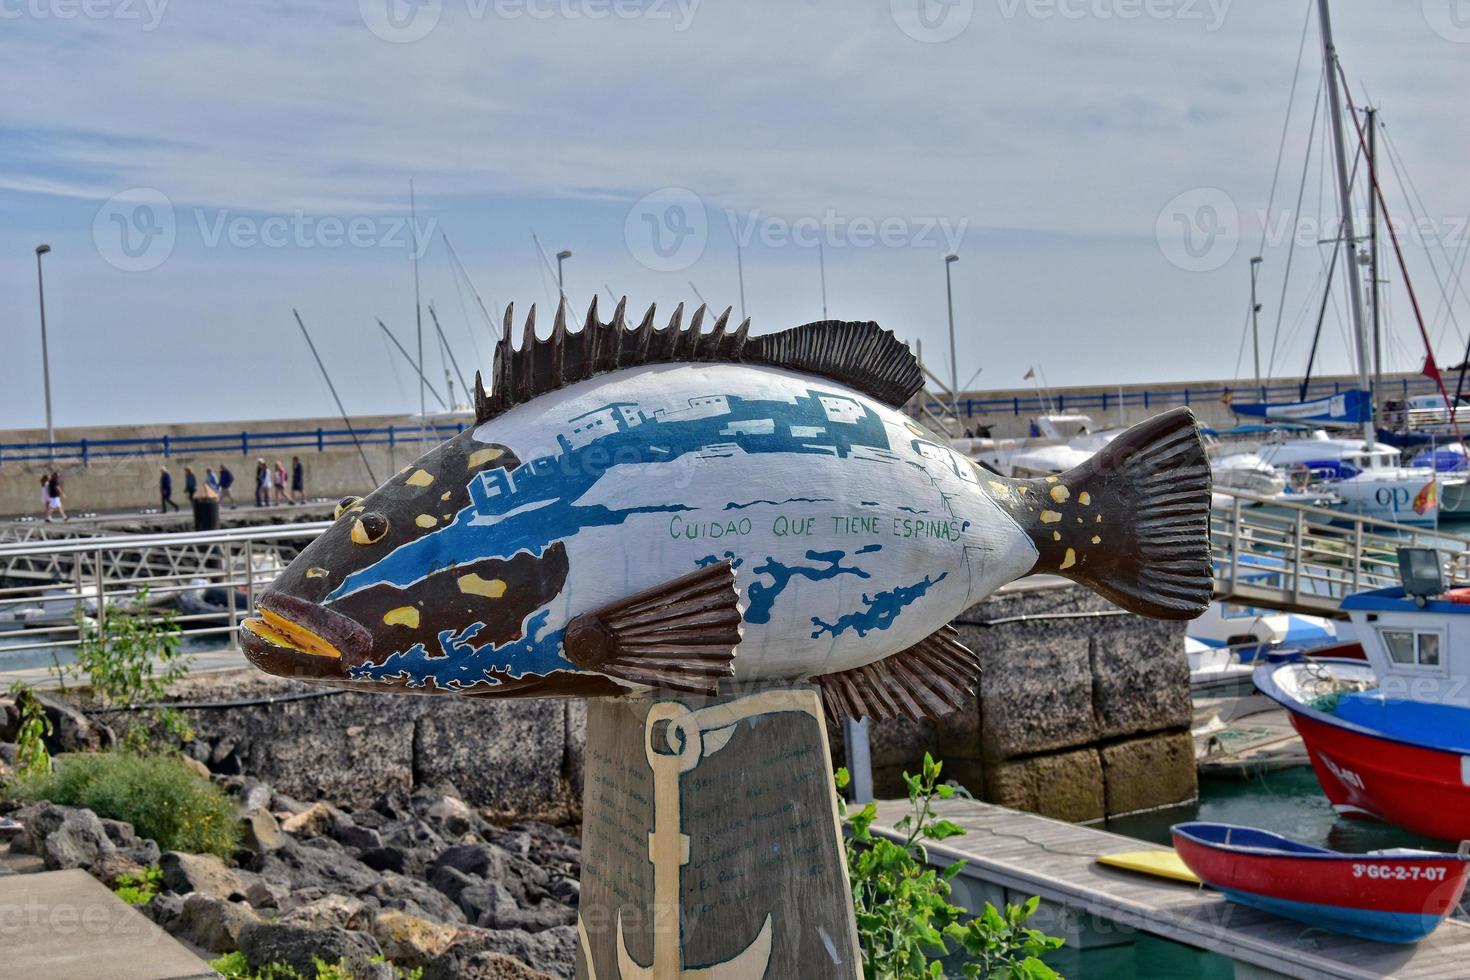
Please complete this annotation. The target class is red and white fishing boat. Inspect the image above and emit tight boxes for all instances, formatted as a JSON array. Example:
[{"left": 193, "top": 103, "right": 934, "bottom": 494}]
[{"left": 1255, "top": 549, "right": 1470, "bottom": 840}]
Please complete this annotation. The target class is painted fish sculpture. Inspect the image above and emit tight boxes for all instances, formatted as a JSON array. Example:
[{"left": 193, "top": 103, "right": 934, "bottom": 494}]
[{"left": 242, "top": 300, "right": 1212, "bottom": 722}]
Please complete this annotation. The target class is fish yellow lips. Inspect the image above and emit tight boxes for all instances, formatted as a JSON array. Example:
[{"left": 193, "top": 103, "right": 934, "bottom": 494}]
[{"left": 243, "top": 608, "right": 343, "bottom": 659}]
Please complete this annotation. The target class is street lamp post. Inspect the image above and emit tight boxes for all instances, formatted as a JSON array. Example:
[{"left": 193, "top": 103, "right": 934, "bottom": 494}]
[
  {"left": 1249, "top": 256, "right": 1263, "bottom": 400},
  {"left": 35, "top": 244, "right": 54, "bottom": 450},
  {"left": 556, "top": 249, "right": 572, "bottom": 299},
  {"left": 944, "top": 253, "right": 960, "bottom": 431}
]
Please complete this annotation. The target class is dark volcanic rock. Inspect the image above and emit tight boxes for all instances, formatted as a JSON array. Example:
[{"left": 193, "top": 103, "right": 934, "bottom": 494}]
[
  {"left": 174, "top": 894, "right": 260, "bottom": 953},
  {"left": 335, "top": 823, "right": 383, "bottom": 852},
  {"left": 459, "top": 881, "right": 574, "bottom": 932},
  {"left": 427, "top": 927, "right": 577, "bottom": 980},
  {"left": 427, "top": 863, "right": 479, "bottom": 905},
  {"left": 427, "top": 951, "right": 554, "bottom": 980},
  {"left": 160, "top": 850, "right": 245, "bottom": 901},
  {"left": 363, "top": 871, "right": 467, "bottom": 924},
  {"left": 238, "top": 922, "right": 383, "bottom": 978},
  {"left": 362, "top": 844, "right": 421, "bottom": 876},
  {"left": 258, "top": 836, "right": 380, "bottom": 895},
  {"left": 13, "top": 803, "right": 115, "bottom": 871}
]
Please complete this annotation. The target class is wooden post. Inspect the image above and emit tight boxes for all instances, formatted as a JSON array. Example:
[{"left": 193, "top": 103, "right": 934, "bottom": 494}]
[{"left": 576, "top": 686, "right": 861, "bottom": 980}]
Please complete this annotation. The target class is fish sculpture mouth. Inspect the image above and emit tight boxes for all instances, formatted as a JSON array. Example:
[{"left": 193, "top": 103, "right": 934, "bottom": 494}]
[{"left": 240, "top": 592, "right": 373, "bottom": 676}]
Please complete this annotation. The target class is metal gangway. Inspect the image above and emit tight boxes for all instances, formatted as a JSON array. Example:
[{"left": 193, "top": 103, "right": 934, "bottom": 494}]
[
  {"left": 1211, "top": 488, "right": 1470, "bottom": 616},
  {"left": 0, "top": 522, "right": 330, "bottom": 661}
]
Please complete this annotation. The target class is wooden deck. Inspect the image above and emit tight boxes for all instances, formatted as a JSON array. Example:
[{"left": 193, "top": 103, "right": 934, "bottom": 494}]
[{"left": 871, "top": 798, "right": 1470, "bottom": 980}]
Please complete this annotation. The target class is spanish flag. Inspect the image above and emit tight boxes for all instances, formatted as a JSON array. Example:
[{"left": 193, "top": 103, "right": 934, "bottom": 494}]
[{"left": 1414, "top": 480, "right": 1438, "bottom": 516}]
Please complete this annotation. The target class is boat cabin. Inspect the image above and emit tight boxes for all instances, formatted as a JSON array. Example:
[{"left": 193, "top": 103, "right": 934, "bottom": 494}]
[{"left": 1340, "top": 586, "right": 1470, "bottom": 704}]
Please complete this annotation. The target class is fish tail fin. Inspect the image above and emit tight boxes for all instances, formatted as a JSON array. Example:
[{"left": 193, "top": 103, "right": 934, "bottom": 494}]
[{"left": 1024, "top": 407, "right": 1212, "bottom": 620}]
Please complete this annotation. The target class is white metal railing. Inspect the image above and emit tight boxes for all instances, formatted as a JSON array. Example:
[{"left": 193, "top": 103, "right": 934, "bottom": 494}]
[
  {"left": 1211, "top": 488, "right": 1470, "bottom": 613},
  {"left": 0, "top": 522, "right": 330, "bottom": 659}
]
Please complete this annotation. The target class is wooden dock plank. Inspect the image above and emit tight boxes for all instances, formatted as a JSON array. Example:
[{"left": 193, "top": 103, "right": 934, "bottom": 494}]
[{"left": 871, "top": 798, "right": 1466, "bottom": 980}]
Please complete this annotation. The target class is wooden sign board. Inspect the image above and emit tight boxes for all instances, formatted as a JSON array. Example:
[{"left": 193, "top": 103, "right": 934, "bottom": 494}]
[{"left": 577, "top": 687, "right": 861, "bottom": 979}]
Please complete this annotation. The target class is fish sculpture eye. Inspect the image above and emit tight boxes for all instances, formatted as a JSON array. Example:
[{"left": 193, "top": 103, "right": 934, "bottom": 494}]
[
  {"left": 350, "top": 512, "right": 389, "bottom": 545},
  {"left": 334, "top": 495, "right": 363, "bottom": 520}
]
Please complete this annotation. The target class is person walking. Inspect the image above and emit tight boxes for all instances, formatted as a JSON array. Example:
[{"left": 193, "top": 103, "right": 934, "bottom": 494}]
[
  {"left": 255, "top": 459, "right": 269, "bottom": 507},
  {"left": 290, "top": 456, "right": 305, "bottom": 504},
  {"left": 47, "top": 471, "right": 66, "bottom": 521},
  {"left": 159, "top": 467, "right": 180, "bottom": 513},
  {"left": 272, "top": 460, "right": 288, "bottom": 505},
  {"left": 39, "top": 475, "right": 50, "bottom": 521},
  {"left": 205, "top": 468, "right": 220, "bottom": 495},
  {"left": 218, "top": 463, "right": 235, "bottom": 507},
  {"left": 184, "top": 465, "right": 198, "bottom": 501}
]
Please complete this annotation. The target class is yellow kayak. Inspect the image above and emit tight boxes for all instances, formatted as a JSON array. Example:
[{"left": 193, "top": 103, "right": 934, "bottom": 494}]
[{"left": 1095, "top": 849, "right": 1201, "bottom": 884}]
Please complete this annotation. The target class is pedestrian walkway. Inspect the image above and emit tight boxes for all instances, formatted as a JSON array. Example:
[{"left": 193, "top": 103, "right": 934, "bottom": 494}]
[{"left": 0, "top": 869, "right": 214, "bottom": 979}]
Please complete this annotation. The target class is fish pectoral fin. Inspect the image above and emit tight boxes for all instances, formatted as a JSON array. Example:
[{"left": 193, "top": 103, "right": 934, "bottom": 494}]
[
  {"left": 563, "top": 560, "right": 743, "bottom": 697},
  {"left": 813, "top": 625, "right": 978, "bottom": 724}
]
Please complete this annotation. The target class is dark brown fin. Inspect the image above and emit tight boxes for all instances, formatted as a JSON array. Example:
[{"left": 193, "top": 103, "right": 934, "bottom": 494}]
[
  {"left": 563, "top": 561, "right": 742, "bottom": 697},
  {"left": 1001, "top": 407, "right": 1212, "bottom": 620},
  {"left": 813, "top": 626, "right": 978, "bottom": 725},
  {"left": 475, "top": 301, "right": 922, "bottom": 423}
]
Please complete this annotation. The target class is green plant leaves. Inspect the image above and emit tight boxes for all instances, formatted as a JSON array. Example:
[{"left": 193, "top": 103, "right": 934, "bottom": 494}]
[{"left": 837, "top": 760, "right": 1066, "bottom": 979}]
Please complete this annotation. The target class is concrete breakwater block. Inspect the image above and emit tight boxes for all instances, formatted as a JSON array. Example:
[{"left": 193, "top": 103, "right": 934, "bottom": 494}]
[
  {"left": 0, "top": 869, "right": 214, "bottom": 980},
  {"left": 577, "top": 687, "right": 860, "bottom": 980}
]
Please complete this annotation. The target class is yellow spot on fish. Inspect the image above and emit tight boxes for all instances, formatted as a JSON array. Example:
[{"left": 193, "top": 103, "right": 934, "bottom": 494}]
[
  {"left": 988, "top": 481, "right": 1011, "bottom": 497},
  {"left": 1040, "top": 510, "right": 1062, "bottom": 524},
  {"left": 415, "top": 514, "right": 437, "bottom": 529},
  {"left": 1096, "top": 514, "right": 1103, "bottom": 523},
  {"left": 1052, "top": 531, "right": 1061, "bottom": 541},
  {"left": 458, "top": 574, "right": 507, "bottom": 599},
  {"left": 1077, "top": 517, "right": 1084, "bottom": 524},
  {"left": 468, "top": 447, "right": 504, "bottom": 468},
  {"left": 1079, "top": 491, "right": 1092, "bottom": 506},
  {"left": 1059, "top": 548, "right": 1077, "bottom": 570},
  {"left": 405, "top": 469, "right": 434, "bottom": 487},
  {"left": 1091, "top": 535, "right": 1102, "bottom": 545},
  {"left": 1049, "top": 485, "right": 1070, "bottom": 504},
  {"left": 383, "top": 606, "right": 420, "bottom": 629},
  {"left": 441, "top": 491, "right": 451, "bottom": 501},
  {"left": 305, "top": 567, "right": 329, "bottom": 579},
  {"left": 1045, "top": 476, "right": 1059, "bottom": 483}
]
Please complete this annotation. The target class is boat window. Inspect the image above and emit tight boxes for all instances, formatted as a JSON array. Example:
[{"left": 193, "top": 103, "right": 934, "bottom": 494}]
[
  {"left": 1380, "top": 628, "right": 1443, "bottom": 667},
  {"left": 1383, "top": 630, "right": 1415, "bottom": 664}
]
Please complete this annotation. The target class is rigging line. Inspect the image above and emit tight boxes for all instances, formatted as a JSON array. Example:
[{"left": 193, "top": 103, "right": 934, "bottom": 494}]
[
  {"left": 428, "top": 303, "right": 471, "bottom": 403},
  {"left": 1338, "top": 62, "right": 1465, "bottom": 445},
  {"left": 376, "top": 318, "right": 447, "bottom": 409},
  {"left": 1255, "top": 0, "right": 1318, "bottom": 261},
  {"left": 442, "top": 231, "right": 501, "bottom": 342},
  {"left": 530, "top": 232, "right": 556, "bottom": 313},
  {"left": 1265, "top": 63, "right": 1325, "bottom": 382},
  {"left": 1377, "top": 123, "right": 1469, "bottom": 353},
  {"left": 443, "top": 244, "right": 485, "bottom": 371},
  {"left": 1301, "top": 235, "right": 1342, "bottom": 399},
  {"left": 293, "top": 309, "right": 378, "bottom": 487}
]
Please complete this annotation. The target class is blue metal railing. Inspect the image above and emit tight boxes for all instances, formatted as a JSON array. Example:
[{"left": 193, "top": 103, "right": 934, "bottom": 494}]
[
  {"left": 0, "top": 422, "right": 468, "bottom": 465},
  {"left": 924, "top": 377, "right": 1440, "bottom": 421},
  {"left": 0, "top": 376, "right": 1443, "bottom": 464}
]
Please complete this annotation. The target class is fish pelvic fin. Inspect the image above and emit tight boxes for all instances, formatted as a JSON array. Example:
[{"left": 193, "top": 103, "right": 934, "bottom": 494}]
[
  {"left": 1016, "top": 407, "right": 1212, "bottom": 620},
  {"left": 813, "top": 625, "right": 978, "bottom": 725},
  {"left": 563, "top": 560, "right": 742, "bottom": 696}
]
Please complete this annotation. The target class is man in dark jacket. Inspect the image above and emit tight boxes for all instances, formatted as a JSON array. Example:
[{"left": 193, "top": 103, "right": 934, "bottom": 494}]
[
  {"left": 159, "top": 467, "right": 180, "bottom": 512},
  {"left": 184, "top": 466, "right": 198, "bottom": 501},
  {"left": 218, "top": 464, "right": 235, "bottom": 507}
]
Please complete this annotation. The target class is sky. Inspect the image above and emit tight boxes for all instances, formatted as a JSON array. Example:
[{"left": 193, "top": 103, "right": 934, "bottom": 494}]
[{"left": 2, "top": 0, "right": 1468, "bottom": 428}]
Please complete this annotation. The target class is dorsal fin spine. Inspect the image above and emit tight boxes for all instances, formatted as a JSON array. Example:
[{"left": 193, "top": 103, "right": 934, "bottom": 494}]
[{"left": 475, "top": 305, "right": 922, "bottom": 424}]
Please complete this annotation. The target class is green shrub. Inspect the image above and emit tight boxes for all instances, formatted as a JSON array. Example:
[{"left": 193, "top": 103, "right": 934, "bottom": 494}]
[
  {"left": 7, "top": 681, "right": 52, "bottom": 780},
  {"left": 209, "top": 952, "right": 423, "bottom": 980},
  {"left": 6, "top": 752, "right": 238, "bottom": 858},
  {"left": 57, "top": 587, "right": 191, "bottom": 752},
  {"left": 839, "top": 754, "right": 1064, "bottom": 979},
  {"left": 113, "top": 865, "right": 163, "bottom": 906}
]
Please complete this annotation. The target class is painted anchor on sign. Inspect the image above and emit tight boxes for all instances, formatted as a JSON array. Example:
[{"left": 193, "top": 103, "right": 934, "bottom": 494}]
[{"left": 588, "top": 692, "right": 821, "bottom": 980}]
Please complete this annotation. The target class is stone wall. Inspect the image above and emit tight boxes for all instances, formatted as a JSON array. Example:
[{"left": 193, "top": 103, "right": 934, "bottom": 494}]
[
  {"left": 832, "top": 582, "right": 1196, "bottom": 822},
  {"left": 170, "top": 671, "right": 587, "bottom": 825}
]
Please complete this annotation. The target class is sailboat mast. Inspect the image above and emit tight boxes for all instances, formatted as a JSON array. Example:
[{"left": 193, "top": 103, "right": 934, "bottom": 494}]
[
  {"left": 411, "top": 179, "right": 426, "bottom": 426},
  {"left": 1316, "top": 0, "right": 1374, "bottom": 448},
  {"left": 1366, "top": 106, "right": 1381, "bottom": 399}
]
